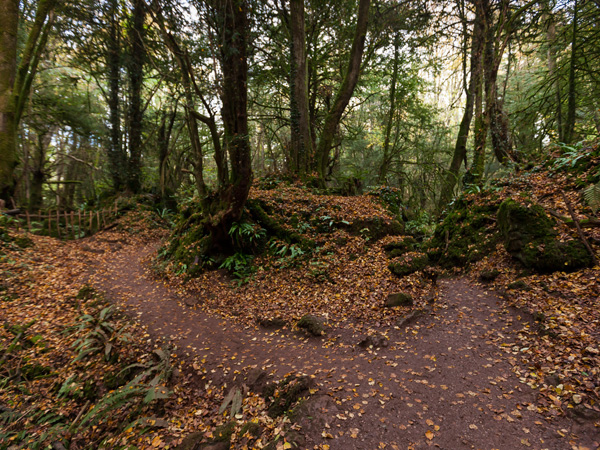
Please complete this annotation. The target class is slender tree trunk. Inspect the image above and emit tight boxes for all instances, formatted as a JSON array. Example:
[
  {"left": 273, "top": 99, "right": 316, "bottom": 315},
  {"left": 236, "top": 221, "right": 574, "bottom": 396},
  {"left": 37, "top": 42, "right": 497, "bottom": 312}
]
[
  {"left": 378, "top": 33, "right": 399, "bottom": 184},
  {"left": 545, "top": 12, "right": 563, "bottom": 141},
  {"left": 315, "top": 0, "right": 370, "bottom": 180},
  {"left": 438, "top": 1, "right": 484, "bottom": 208},
  {"left": 107, "top": 0, "right": 126, "bottom": 191},
  {"left": 472, "top": 0, "right": 487, "bottom": 185},
  {"left": 127, "top": 0, "right": 146, "bottom": 193},
  {"left": 564, "top": 0, "right": 578, "bottom": 143},
  {"left": 289, "top": 0, "right": 312, "bottom": 177},
  {"left": 29, "top": 131, "right": 52, "bottom": 211}
]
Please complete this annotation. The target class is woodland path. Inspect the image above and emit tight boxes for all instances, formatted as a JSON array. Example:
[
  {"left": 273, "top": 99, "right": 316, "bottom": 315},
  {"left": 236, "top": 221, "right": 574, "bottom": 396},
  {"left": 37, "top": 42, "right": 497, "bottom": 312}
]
[{"left": 89, "top": 243, "right": 599, "bottom": 450}]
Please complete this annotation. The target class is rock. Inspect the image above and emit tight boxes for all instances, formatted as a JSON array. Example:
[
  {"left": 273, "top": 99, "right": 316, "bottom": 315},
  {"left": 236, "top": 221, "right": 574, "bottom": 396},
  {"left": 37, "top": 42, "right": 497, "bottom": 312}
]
[
  {"left": 257, "top": 317, "right": 287, "bottom": 329},
  {"left": 545, "top": 374, "right": 560, "bottom": 386},
  {"left": 239, "top": 421, "right": 261, "bottom": 438},
  {"left": 265, "top": 375, "right": 313, "bottom": 418},
  {"left": 81, "top": 244, "right": 104, "bottom": 254},
  {"left": 384, "top": 292, "right": 413, "bottom": 308},
  {"left": 388, "top": 252, "right": 429, "bottom": 277},
  {"left": 383, "top": 237, "right": 418, "bottom": 257},
  {"left": 479, "top": 269, "right": 500, "bottom": 282},
  {"left": 567, "top": 404, "right": 600, "bottom": 423},
  {"left": 358, "top": 333, "right": 389, "bottom": 349},
  {"left": 497, "top": 199, "right": 593, "bottom": 272},
  {"left": 397, "top": 308, "right": 429, "bottom": 328},
  {"left": 245, "top": 368, "right": 270, "bottom": 395},
  {"left": 507, "top": 280, "right": 531, "bottom": 291},
  {"left": 297, "top": 314, "right": 324, "bottom": 336}
]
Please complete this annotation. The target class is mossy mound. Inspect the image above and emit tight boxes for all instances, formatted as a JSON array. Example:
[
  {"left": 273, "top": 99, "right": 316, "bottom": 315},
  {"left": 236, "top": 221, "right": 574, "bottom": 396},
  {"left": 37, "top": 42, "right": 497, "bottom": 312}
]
[
  {"left": 297, "top": 314, "right": 325, "bottom": 336},
  {"left": 425, "top": 193, "right": 502, "bottom": 268},
  {"left": 383, "top": 236, "right": 418, "bottom": 258},
  {"left": 497, "top": 199, "right": 593, "bottom": 273},
  {"left": 388, "top": 252, "right": 429, "bottom": 277}
]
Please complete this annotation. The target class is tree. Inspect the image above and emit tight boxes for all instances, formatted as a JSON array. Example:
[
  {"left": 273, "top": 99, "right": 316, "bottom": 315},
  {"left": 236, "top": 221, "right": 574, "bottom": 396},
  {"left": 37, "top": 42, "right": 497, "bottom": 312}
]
[
  {"left": 314, "top": 0, "right": 370, "bottom": 181},
  {"left": 0, "top": 0, "right": 57, "bottom": 202}
]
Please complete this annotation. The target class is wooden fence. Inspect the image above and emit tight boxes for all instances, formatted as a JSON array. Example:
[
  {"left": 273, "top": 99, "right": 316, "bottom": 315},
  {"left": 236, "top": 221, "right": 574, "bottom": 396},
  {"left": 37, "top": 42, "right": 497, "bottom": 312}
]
[{"left": 13, "top": 206, "right": 119, "bottom": 240}]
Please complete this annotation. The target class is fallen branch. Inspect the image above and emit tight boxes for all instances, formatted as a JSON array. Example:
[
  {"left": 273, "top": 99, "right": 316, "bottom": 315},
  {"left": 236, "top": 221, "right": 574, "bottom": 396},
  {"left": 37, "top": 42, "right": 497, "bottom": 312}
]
[{"left": 546, "top": 208, "right": 600, "bottom": 228}]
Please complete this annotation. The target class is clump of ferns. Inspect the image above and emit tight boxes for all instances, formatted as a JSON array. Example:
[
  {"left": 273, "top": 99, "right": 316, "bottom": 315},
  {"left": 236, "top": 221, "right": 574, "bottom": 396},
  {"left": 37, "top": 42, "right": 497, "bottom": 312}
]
[{"left": 71, "top": 305, "right": 131, "bottom": 362}]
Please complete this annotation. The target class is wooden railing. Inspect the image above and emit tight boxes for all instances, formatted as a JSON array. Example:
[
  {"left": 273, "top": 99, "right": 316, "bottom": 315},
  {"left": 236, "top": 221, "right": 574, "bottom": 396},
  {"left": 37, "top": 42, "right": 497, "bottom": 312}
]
[{"left": 10, "top": 206, "right": 119, "bottom": 240}]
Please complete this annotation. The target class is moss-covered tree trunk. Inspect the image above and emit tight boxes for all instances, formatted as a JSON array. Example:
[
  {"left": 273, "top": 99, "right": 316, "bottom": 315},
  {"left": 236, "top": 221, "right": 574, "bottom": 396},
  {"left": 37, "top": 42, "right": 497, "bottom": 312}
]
[
  {"left": 0, "top": 0, "right": 55, "bottom": 202},
  {"left": 126, "top": 0, "right": 146, "bottom": 193},
  {"left": 204, "top": 0, "right": 252, "bottom": 253},
  {"left": 0, "top": 0, "right": 18, "bottom": 202},
  {"left": 107, "top": 0, "right": 126, "bottom": 191}
]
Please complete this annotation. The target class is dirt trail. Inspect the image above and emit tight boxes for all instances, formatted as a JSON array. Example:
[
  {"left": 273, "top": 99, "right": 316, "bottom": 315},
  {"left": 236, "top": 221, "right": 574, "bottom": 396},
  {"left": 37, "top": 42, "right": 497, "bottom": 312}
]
[{"left": 90, "top": 243, "right": 599, "bottom": 450}]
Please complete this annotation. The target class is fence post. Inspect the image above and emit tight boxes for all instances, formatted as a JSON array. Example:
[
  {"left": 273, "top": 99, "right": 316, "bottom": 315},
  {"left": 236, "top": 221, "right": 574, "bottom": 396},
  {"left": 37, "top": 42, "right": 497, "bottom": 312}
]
[
  {"left": 78, "top": 211, "right": 82, "bottom": 238},
  {"left": 89, "top": 211, "right": 93, "bottom": 233},
  {"left": 48, "top": 210, "right": 52, "bottom": 235},
  {"left": 56, "top": 210, "right": 61, "bottom": 239},
  {"left": 26, "top": 211, "right": 31, "bottom": 234}
]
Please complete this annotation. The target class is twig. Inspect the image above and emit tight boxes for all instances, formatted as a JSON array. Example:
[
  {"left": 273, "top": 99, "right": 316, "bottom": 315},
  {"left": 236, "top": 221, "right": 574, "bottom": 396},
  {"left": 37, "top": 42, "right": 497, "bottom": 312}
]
[{"left": 560, "top": 191, "right": 598, "bottom": 266}]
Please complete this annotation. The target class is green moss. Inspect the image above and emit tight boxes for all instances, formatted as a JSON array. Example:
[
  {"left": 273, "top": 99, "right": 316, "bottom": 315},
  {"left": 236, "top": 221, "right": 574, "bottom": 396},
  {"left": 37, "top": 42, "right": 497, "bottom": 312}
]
[
  {"left": 297, "top": 315, "right": 324, "bottom": 336},
  {"left": 388, "top": 253, "right": 429, "bottom": 277},
  {"left": 14, "top": 236, "right": 33, "bottom": 248},
  {"left": 266, "top": 376, "right": 312, "bottom": 418},
  {"left": 425, "top": 194, "right": 501, "bottom": 268},
  {"left": 497, "top": 199, "right": 593, "bottom": 272},
  {"left": 213, "top": 421, "right": 236, "bottom": 442},
  {"left": 239, "top": 421, "right": 261, "bottom": 438}
]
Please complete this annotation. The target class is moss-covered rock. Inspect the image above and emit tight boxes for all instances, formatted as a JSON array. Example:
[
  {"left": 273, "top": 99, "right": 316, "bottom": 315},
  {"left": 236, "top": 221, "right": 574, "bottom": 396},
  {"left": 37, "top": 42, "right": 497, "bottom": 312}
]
[
  {"left": 479, "top": 269, "right": 500, "bottom": 282},
  {"left": 297, "top": 315, "right": 324, "bottom": 336},
  {"left": 265, "top": 375, "right": 313, "bottom": 418},
  {"left": 388, "top": 252, "right": 429, "bottom": 277},
  {"left": 213, "top": 421, "right": 236, "bottom": 442},
  {"left": 497, "top": 199, "right": 593, "bottom": 273},
  {"left": 425, "top": 194, "right": 501, "bottom": 268},
  {"left": 507, "top": 280, "right": 531, "bottom": 291},
  {"left": 383, "top": 237, "right": 418, "bottom": 257}
]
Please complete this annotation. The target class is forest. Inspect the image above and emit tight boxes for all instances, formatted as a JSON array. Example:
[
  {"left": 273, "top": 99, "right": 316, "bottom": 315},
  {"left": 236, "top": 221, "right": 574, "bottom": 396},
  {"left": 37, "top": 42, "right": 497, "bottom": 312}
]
[{"left": 1, "top": 0, "right": 600, "bottom": 449}]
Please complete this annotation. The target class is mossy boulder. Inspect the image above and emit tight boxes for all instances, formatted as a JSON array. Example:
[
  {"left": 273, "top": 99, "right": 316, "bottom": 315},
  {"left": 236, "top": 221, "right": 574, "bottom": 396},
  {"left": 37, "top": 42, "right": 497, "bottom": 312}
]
[
  {"left": 297, "top": 314, "right": 324, "bottom": 336},
  {"left": 425, "top": 194, "right": 501, "bottom": 268},
  {"left": 497, "top": 199, "right": 593, "bottom": 273},
  {"left": 388, "top": 252, "right": 429, "bottom": 277},
  {"left": 479, "top": 269, "right": 500, "bottom": 282},
  {"left": 383, "top": 237, "right": 418, "bottom": 258}
]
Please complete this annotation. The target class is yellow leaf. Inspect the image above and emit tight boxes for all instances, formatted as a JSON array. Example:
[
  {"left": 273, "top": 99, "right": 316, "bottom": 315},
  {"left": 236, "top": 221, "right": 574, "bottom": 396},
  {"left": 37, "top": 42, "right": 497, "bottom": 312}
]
[
  {"left": 426, "top": 419, "right": 434, "bottom": 426},
  {"left": 425, "top": 430, "right": 434, "bottom": 440},
  {"left": 283, "top": 443, "right": 292, "bottom": 449}
]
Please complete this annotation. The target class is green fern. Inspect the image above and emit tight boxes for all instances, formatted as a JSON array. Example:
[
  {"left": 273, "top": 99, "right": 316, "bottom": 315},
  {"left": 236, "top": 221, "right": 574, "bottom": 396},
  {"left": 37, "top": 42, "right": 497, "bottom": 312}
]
[{"left": 584, "top": 182, "right": 600, "bottom": 213}]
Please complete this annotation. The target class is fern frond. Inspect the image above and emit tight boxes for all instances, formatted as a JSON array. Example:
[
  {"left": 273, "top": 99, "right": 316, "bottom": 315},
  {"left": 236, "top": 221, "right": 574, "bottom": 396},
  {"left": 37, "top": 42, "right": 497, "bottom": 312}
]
[{"left": 584, "top": 182, "right": 600, "bottom": 213}]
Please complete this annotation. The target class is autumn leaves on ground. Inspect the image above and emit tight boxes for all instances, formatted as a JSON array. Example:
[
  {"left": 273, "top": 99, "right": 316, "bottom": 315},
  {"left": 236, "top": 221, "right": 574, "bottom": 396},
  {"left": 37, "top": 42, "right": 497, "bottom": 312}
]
[{"left": 2, "top": 144, "right": 600, "bottom": 450}]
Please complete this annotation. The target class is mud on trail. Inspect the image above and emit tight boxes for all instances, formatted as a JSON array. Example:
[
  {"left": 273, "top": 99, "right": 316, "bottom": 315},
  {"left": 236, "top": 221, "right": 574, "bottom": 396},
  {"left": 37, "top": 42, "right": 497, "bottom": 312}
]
[{"left": 89, "top": 240, "right": 599, "bottom": 450}]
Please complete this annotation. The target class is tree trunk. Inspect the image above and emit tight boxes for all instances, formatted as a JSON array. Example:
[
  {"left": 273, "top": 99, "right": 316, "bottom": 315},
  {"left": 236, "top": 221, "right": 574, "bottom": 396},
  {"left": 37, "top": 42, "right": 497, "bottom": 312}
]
[
  {"left": 315, "top": 0, "right": 370, "bottom": 181},
  {"left": 378, "top": 33, "right": 400, "bottom": 185},
  {"left": 0, "top": 0, "right": 19, "bottom": 201},
  {"left": 438, "top": 1, "right": 484, "bottom": 208},
  {"left": 107, "top": 0, "right": 126, "bottom": 191},
  {"left": 215, "top": 0, "right": 252, "bottom": 233},
  {"left": 564, "top": 0, "right": 578, "bottom": 143},
  {"left": 127, "top": 0, "right": 146, "bottom": 193},
  {"left": 546, "top": 12, "right": 563, "bottom": 141},
  {"left": 289, "top": 0, "right": 312, "bottom": 177},
  {"left": 0, "top": 0, "right": 55, "bottom": 201}
]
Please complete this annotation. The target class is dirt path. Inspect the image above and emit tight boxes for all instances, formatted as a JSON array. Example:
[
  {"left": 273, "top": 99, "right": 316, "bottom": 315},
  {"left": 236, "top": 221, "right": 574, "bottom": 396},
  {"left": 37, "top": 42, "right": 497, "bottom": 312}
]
[{"left": 89, "top": 243, "right": 599, "bottom": 450}]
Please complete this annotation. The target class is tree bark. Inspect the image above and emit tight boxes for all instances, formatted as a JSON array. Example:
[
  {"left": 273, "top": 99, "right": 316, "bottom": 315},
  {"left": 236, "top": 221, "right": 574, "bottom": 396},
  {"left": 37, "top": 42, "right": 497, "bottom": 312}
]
[
  {"left": 0, "top": 0, "right": 19, "bottom": 201},
  {"left": 289, "top": 0, "right": 312, "bottom": 177},
  {"left": 107, "top": 0, "right": 126, "bottom": 191},
  {"left": 0, "top": 0, "right": 55, "bottom": 201},
  {"left": 127, "top": 0, "right": 146, "bottom": 193},
  {"left": 378, "top": 33, "right": 400, "bottom": 185},
  {"left": 315, "top": 0, "right": 370, "bottom": 180},
  {"left": 438, "top": 0, "right": 484, "bottom": 208},
  {"left": 564, "top": 0, "right": 578, "bottom": 143}
]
